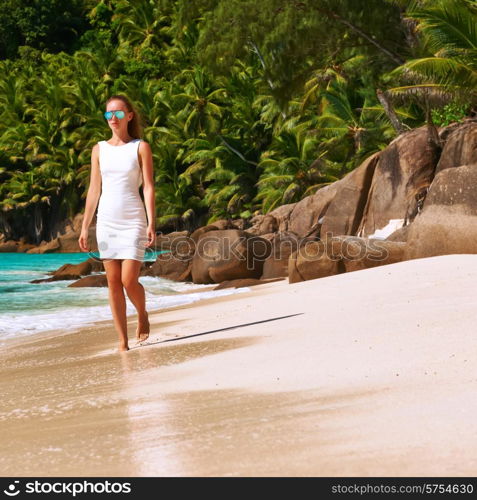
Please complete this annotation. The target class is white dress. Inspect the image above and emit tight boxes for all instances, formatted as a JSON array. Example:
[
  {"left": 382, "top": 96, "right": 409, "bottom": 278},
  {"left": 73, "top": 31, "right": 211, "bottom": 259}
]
[{"left": 96, "top": 138, "right": 148, "bottom": 261}]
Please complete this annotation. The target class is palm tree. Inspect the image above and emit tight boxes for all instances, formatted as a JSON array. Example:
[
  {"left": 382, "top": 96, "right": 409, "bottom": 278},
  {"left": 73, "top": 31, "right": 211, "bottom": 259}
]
[
  {"left": 300, "top": 63, "right": 407, "bottom": 175},
  {"left": 180, "top": 133, "right": 258, "bottom": 221},
  {"left": 173, "top": 65, "right": 228, "bottom": 136},
  {"left": 254, "top": 126, "right": 339, "bottom": 213},
  {"left": 161, "top": 16, "right": 199, "bottom": 73},
  {"left": 113, "top": 0, "right": 171, "bottom": 48},
  {"left": 0, "top": 168, "right": 54, "bottom": 243},
  {"left": 386, "top": 0, "right": 477, "bottom": 129},
  {"left": 314, "top": 72, "right": 398, "bottom": 173},
  {"left": 152, "top": 138, "right": 206, "bottom": 229}
]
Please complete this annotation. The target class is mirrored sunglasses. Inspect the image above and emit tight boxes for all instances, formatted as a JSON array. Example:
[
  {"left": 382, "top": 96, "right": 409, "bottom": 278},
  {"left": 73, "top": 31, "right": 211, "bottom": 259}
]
[{"left": 104, "top": 110, "right": 125, "bottom": 120}]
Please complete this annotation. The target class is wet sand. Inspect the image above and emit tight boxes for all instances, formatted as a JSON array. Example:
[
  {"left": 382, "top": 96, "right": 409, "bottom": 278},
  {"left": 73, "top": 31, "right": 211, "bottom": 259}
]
[{"left": 1, "top": 254, "right": 477, "bottom": 476}]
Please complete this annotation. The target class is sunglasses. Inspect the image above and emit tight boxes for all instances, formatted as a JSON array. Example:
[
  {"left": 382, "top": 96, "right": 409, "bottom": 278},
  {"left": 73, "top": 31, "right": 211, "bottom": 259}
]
[{"left": 104, "top": 110, "right": 126, "bottom": 120}]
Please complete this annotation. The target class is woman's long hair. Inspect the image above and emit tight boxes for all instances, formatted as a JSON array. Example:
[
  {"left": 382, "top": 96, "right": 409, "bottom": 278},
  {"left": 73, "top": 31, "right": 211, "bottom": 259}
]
[{"left": 106, "top": 94, "right": 143, "bottom": 139}]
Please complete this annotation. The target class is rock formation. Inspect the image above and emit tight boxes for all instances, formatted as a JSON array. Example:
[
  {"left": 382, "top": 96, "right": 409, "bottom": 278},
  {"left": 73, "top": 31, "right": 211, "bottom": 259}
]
[{"left": 7, "top": 119, "right": 477, "bottom": 288}]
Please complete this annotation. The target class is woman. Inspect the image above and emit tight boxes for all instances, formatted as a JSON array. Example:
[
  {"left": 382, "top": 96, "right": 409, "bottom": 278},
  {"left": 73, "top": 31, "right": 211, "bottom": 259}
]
[{"left": 78, "top": 94, "right": 156, "bottom": 352}]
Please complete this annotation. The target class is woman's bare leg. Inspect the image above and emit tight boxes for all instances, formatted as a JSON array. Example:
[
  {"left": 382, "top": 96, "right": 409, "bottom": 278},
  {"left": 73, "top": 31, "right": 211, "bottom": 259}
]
[
  {"left": 121, "top": 259, "right": 150, "bottom": 342},
  {"left": 103, "top": 259, "right": 129, "bottom": 351}
]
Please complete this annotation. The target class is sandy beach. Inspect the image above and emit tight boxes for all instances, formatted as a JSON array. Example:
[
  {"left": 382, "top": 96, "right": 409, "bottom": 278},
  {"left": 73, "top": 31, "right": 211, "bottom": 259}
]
[{"left": 1, "top": 253, "right": 477, "bottom": 477}]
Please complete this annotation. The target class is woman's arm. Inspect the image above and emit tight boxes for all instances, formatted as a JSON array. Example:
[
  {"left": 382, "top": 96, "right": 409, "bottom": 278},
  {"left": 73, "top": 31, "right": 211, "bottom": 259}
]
[
  {"left": 78, "top": 144, "right": 101, "bottom": 251},
  {"left": 138, "top": 141, "right": 156, "bottom": 247},
  {"left": 81, "top": 144, "right": 101, "bottom": 230}
]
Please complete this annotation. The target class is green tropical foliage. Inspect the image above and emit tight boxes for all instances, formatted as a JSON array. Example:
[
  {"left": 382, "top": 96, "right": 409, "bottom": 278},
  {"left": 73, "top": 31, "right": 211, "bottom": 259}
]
[
  {"left": 0, "top": 0, "right": 90, "bottom": 59},
  {"left": 387, "top": 0, "right": 477, "bottom": 111},
  {"left": 0, "top": 0, "right": 475, "bottom": 243}
]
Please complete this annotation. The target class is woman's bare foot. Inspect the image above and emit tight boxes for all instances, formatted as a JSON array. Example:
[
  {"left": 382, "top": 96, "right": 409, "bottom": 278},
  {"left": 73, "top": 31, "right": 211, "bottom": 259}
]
[
  {"left": 135, "top": 311, "right": 150, "bottom": 344},
  {"left": 119, "top": 343, "right": 129, "bottom": 352}
]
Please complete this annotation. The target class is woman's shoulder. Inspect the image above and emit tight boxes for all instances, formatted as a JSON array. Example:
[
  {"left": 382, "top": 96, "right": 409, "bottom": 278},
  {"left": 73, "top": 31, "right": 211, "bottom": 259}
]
[{"left": 137, "top": 139, "right": 151, "bottom": 151}]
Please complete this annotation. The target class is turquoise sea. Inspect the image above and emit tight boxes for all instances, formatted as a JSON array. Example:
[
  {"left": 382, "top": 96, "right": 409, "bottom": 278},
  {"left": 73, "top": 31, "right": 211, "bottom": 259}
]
[{"left": 0, "top": 252, "right": 248, "bottom": 345}]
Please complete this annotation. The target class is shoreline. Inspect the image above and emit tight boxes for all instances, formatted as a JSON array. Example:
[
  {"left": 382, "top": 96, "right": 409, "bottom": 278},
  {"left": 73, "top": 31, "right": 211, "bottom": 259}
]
[
  {"left": 2, "top": 255, "right": 477, "bottom": 476},
  {"left": 1, "top": 279, "right": 283, "bottom": 350}
]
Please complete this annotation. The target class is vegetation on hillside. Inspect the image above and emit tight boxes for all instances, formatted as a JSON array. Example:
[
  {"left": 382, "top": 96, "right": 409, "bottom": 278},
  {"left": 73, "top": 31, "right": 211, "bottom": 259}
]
[{"left": 0, "top": 0, "right": 475, "bottom": 243}]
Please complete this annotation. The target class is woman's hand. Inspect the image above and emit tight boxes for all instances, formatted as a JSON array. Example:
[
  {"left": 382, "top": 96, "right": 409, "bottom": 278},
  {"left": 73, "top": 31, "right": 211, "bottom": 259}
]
[
  {"left": 78, "top": 227, "right": 90, "bottom": 252},
  {"left": 146, "top": 225, "right": 156, "bottom": 248}
]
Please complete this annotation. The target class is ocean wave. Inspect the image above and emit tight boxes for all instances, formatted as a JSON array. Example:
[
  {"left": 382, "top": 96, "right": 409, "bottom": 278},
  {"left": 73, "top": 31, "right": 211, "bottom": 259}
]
[{"left": 0, "top": 285, "right": 250, "bottom": 344}]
